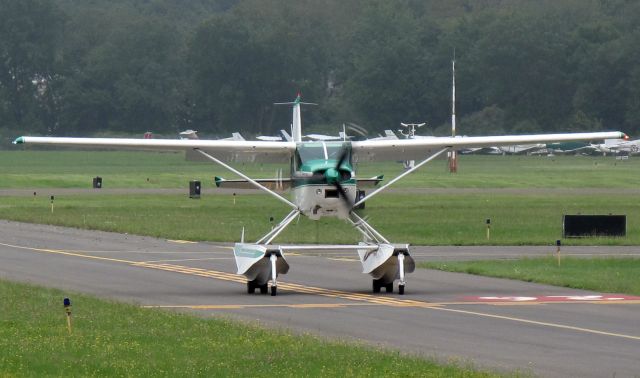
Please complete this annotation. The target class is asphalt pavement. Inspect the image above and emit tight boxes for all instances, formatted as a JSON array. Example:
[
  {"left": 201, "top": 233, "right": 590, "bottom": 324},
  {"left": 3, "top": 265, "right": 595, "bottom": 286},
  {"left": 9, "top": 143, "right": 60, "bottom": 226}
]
[{"left": 1, "top": 220, "right": 639, "bottom": 377}]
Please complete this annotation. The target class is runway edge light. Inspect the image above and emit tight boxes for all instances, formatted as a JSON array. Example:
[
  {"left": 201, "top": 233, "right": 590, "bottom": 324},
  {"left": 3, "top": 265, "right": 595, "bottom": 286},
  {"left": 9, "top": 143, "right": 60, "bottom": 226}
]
[
  {"left": 63, "top": 297, "right": 72, "bottom": 334},
  {"left": 556, "top": 239, "right": 562, "bottom": 267}
]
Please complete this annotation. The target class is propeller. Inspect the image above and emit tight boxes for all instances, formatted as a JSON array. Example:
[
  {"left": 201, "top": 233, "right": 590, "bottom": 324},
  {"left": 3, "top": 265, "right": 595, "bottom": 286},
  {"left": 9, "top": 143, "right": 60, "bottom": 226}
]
[
  {"left": 304, "top": 147, "right": 352, "bottom": 209},
  {"left": 331, "top": 148, "right": 351, "bottom": 208},
  {"left": 346, "top": 122, "right": 369, "bottom": 140}
]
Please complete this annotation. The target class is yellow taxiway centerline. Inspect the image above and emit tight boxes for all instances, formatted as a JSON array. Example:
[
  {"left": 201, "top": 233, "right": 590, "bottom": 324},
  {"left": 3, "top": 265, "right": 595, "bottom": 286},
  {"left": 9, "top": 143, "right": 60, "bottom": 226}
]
[{"left": 2, "top": 241, "right": 640, "bottom": 341}]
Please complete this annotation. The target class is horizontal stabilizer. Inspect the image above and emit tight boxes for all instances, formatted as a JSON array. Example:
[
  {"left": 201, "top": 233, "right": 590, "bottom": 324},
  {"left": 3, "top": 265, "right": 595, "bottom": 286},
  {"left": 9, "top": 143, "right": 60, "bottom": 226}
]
[
  {"left": 215, "top": 176, "right": 290, "bottom": 191},
  {"left": 356, "top": 175, "right": 384, "bottom": 187}
]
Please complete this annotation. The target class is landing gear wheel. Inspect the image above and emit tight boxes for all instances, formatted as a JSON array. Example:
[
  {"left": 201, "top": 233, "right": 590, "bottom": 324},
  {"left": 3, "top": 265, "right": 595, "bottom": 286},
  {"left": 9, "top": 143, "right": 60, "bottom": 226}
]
[
  {"left": 372, "top": 280, "right": 381, "bottom": 293},
  {"left": 398, "top": 284, "right": 405, "bottom": 295},
  {"left": 270, "top": 285, "right": 277, "bottom": 296},
  {"left": 385, "top": 283, "right": 394, "bottom": 293},
  {"left": 260, "top": 284, "right": 268, "bottom": 295},
  {"left": 247, "top": 281, "right": 256, "bottom": 294}
]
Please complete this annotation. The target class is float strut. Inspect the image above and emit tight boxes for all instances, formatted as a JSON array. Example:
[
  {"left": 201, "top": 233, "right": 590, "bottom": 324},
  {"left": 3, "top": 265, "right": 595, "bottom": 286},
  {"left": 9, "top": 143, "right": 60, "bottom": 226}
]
[
  {"left": 270, "top": 253, "right": 278, "bottom": 296},
  {"left": 398, "top": 253, "right": 406, "bottom": 295}
]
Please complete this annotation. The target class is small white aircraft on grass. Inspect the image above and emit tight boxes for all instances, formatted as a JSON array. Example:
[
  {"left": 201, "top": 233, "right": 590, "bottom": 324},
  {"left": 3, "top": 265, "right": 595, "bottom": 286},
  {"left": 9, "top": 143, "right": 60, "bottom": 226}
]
[
  {"left": 14, "top": 94, "right": 627, "bottom": 296},
  {"left": 593, "top": 138, "right": 640, "bottom": 155}
]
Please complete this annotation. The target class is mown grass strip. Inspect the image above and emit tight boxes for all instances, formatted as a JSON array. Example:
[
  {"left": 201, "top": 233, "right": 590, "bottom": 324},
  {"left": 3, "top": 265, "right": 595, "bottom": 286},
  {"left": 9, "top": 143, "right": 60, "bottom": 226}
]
[
  {"left": 0, "top": 279, "right": 500, "bottom": 377},
  {"left": 3, "top": 150, "right": 640, "bottom": 189},
  {"left": 0, "top": 192, "right": 638, "bottom": 245},
  {"left": 420, "top": 257, "right": 640, "bottom": 295}
]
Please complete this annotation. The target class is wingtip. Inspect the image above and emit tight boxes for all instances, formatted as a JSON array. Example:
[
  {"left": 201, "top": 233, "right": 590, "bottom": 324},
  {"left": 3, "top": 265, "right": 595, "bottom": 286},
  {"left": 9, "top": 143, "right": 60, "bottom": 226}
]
[{"left": 12, "top": 136, "right": 24, "bottom": 144}]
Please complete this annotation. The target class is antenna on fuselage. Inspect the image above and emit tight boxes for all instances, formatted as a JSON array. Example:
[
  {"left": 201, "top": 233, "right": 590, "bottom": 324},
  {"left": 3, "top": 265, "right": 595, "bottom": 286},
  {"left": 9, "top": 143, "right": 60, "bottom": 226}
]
[{"left": 274, "top": 93, "right": 317, "bottom": 143}]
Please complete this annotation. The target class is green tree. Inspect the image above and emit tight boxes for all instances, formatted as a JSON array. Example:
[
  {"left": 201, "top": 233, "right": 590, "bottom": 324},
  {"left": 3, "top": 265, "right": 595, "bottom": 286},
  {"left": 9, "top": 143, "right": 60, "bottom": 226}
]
[
  {"left": 188, "top": 0, "right": 332, "bottom": 135},
  {"left": 342, "top": 1, "right": 441, "bottom": 131},
  {"left": 0, "top": 0, "right": 64, "bottom": 133}
]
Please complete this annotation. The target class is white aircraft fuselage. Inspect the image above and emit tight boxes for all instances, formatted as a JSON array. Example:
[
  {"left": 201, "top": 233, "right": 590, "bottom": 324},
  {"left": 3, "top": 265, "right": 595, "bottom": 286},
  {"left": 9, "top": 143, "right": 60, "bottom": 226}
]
[{"left": 291, "top": 141, "right": 356, "bottom": 220}]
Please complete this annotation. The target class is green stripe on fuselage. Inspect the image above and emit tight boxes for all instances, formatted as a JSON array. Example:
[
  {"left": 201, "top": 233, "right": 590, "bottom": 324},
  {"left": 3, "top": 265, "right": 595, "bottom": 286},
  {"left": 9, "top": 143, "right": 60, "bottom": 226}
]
[
  {"left": 299, "top": 159, "right": 352, "bottom": 173},
  {"left": 294, "top": 159, "right": 354, "bottom": 188}
]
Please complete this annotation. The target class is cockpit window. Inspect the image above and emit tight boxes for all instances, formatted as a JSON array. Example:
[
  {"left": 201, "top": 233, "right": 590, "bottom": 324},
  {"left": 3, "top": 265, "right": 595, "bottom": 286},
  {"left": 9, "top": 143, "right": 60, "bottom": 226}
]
[
  {"left": 326, "top": 144, "right": 344, "bottom": 159},
  {"left": 295, "top": 142, "right": 351, "bottom": 169},
  {"left": 297, "top": 143, "right": 325, "bottom": 164},
  {"left": 297, "top": 143, "right": 349, "bottom": 163}
]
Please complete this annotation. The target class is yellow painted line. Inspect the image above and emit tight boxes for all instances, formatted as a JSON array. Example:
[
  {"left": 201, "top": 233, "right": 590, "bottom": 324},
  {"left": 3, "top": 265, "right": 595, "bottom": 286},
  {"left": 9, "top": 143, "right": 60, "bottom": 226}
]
[
  {"left": 0, "top": 242, "right": 134, "bottom": 264},
  {"left": 429, "top": 306, "right": 640, "bottom": 341},
  {"left": 289, "top": 303, "right": 349, "bottom": 309},
  {"left": 143, "top": 303, "right": 375, "bottom": 310},
  {"left": 436, "top": 300, "right": 640, "bottom": 306},
  {"left": 139, "top": 257, "right": 233, "bottom": 263},
  {"left": 327, "top": 258, "right": 359, "bottom": 262},
  {"left": 75, "top": 250, "right": 229, "bottom": 254},
  {"left": 4, "top": 241, "right": 640, "bottom": 341},
  {"left": 132, "top": 262, "right": 428, "bottom": 307},
  {"left": 209, "top": 245, "right": 235, "bottom": 250},
  {"left": 167, "top": 239, "right": 198, "bottom": 244}
]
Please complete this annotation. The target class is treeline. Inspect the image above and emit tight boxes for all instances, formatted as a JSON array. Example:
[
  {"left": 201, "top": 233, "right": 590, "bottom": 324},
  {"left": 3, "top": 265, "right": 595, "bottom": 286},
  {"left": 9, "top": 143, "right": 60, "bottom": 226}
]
[{"left": 2, "top": 0, "right": 639, "bottom": 143}]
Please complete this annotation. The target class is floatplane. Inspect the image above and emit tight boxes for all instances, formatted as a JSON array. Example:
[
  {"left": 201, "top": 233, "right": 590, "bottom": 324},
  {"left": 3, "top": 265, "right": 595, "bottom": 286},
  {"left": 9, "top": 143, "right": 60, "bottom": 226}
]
[{"left": 14, "top": 94, "right": 627, "bottom": 296}]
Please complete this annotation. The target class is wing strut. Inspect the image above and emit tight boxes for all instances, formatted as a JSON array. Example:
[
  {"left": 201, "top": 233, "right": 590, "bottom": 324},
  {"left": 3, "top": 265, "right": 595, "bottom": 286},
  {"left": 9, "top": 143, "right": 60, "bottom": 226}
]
[
  {"left": 256, "top": 209, "right": 300, "bottom": 245},
  {"left": 194, "top": 149, "right": 298, "bottom": 210},
  {"left": 353, "top": 148, "right": 449, "bottom": 208},
  {"left": 349, "top": 212, "right": 390, "bottom": 244}
]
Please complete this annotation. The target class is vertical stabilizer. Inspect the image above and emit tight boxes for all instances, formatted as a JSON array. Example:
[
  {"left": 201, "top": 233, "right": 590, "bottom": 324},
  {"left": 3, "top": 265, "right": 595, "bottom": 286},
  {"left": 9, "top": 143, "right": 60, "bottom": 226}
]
[
  {"left": 292, "top": 94, "right": 302, "bottom": 142},
  {"left": 451, "top": 58, "right": 456, "bottom": 137},
  {"left": 449, "top": 57, "right": 458, "bottom": 173},
  {"left": 274, "top": 94, "right": 317, "bottom": 144}
]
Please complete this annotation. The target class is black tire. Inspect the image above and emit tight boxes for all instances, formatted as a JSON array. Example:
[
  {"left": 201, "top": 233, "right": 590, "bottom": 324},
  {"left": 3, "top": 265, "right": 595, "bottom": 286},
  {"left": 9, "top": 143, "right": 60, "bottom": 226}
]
[
  {"left": 372, "top": 280, "right": 381, "bottom": 293},
  {"left": 260, "top": 284, "right": 268, "bottom": 295},
  {"left": 398, "top": 284, "right": 405, "bottom": 295},
  {"left": 270, "top": 285, "right": 277, "bottom": 296},
  {"left": 385, "top": 283, "right": 394, "bottom": 293},
  {"left": 247, "top": 281, "right": 255, "bottom": 294}
]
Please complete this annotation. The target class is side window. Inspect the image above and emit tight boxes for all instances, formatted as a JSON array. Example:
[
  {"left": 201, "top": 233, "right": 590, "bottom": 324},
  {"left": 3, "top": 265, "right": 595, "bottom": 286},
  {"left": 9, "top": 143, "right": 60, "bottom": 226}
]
[{"left": 294, "top": 150, "right": 302, "bottom": 171}]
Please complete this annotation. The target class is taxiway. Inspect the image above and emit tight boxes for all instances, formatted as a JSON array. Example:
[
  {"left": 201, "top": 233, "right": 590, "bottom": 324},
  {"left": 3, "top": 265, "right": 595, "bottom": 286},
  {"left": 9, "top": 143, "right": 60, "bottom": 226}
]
[{"left": 1, "top": 220, "right": 639, "bottom": 377}]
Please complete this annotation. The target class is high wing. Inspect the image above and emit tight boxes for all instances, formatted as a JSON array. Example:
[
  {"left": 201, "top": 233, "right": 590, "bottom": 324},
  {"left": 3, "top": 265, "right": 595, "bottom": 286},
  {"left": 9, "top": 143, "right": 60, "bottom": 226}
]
[
  {"left": 351, "top": 132, "right": 627, "bottom": 162},
  {"left": 13, "top": 137, "right": 296, "bottom": 163}
]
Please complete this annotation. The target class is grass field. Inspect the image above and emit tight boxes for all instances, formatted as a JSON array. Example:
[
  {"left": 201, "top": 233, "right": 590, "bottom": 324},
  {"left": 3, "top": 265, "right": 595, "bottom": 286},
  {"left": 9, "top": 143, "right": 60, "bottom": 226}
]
[
  {"left": 420, "top": 257, "right": 640, "bottom": 295},
  {"left": 1, "top": 151, "right": 636, "bottom": 377},
  {"left": 0, "top": 279, "right": 500, "bottom": 377},
  {"left": 0, "top": 192, "right": 639, "bottom": 245},
  {"left": 3, "top": 150, "right": 640, "bottom": 189},
  {"left": 2, "top": 150, "right": 640, "bottom": 245}
]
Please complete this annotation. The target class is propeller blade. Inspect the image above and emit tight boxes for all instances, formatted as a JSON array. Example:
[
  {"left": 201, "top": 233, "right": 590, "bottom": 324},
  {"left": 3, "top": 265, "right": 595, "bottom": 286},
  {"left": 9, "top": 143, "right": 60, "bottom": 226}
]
[
  {"left": 347, "top": 122, "right": 369, "bottom": 138},
  {"left": 336, "top": 148, "right": 349, "bottom": 170},
  {"left": 331, "top": 147, "right": 353, "bottom": 209}
]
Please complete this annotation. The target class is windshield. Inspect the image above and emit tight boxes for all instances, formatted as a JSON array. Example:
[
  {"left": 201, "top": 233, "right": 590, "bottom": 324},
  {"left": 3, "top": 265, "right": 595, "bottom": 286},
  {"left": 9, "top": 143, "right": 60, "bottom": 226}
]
[
  {"left": 297, "top": 142, "right": 349, "bottom": 163},
  {"left": 295, "top": 142, "right": 351, "bottom": 169},
  {"left": 297, "top": 143, "right": 325, "bottom": 164}
]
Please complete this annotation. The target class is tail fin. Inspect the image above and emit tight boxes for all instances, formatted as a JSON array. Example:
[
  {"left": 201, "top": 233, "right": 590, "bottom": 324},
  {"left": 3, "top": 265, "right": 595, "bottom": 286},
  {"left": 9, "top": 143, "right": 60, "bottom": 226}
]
[{"left": 274, "top": 93, "right": 316, "bottom": 143}]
